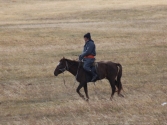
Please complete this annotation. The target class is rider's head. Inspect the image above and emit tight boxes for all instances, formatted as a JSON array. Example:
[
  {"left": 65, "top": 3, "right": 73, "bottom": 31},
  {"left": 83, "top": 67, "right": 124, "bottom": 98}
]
[{"left": 84, "top": 33, "right": 91, "bottom": 42}]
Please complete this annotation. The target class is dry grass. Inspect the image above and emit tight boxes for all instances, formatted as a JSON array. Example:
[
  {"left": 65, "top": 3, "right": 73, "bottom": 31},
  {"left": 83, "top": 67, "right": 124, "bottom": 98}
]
[{"left": 0, "top": 0, "right": 167, "bottom": 125}]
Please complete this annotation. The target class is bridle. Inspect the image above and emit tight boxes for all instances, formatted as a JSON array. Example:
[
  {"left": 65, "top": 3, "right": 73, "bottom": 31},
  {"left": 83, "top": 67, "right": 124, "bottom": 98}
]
[
  {"left": 59, "top": 61, "right": 69, "bottom": 72},
  {"left": 58, "top": 60, "right": 81, "bottom": 88},
  {"left": 59, "top": 60, "right": 81, "bottom": 73}
]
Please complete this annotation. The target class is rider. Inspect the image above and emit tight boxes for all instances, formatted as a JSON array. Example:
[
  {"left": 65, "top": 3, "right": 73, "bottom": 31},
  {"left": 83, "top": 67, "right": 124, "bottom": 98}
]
[{"left": 79, "top": 33, "right": 98, "bottom": 82}]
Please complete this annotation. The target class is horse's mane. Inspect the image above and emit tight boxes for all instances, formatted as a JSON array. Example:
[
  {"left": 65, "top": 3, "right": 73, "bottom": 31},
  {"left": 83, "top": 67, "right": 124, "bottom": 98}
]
[{"left": 63, "top": 58, "right": 80, "bottom": 64}]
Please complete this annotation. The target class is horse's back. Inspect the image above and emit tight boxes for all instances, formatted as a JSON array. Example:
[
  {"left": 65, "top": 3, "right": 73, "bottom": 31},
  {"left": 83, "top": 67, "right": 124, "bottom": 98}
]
[
  {"left": 96, "top": 61, "right": 117, "bottom": 68},
  {"left": 95, "top": 61, "right": 111, "bottom": 79},
  {"left": 96, "top": 61, "right": 119, "bottom": 78}
]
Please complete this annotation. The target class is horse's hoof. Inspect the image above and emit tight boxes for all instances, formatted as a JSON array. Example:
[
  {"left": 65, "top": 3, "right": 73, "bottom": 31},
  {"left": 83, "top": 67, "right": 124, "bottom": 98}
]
[
  {"left": 80, "top": 95, "right": 85, "bottom": 100},
  {"left": 118, "top": 94, "right": 124, "bottom": 97},
  {"left": 80, "top": 95, "right": 84, "bottom": 98},
  {"left": 85, "top": 98, "right": 89, "bottom": 102},
  {"left": 110, "top": 97, "right": 113, "bottom": 101}
]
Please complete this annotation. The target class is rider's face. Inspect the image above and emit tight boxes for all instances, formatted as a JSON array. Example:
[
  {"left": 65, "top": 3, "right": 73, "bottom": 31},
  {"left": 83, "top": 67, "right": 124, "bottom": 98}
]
[{"left": 84, "top": 37, "right": 89, "bottom": 42}]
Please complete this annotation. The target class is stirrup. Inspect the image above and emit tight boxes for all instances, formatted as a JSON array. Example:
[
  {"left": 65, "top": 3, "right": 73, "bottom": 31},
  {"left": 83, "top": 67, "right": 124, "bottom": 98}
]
[{"left": 91, "top": 75, "right": 97, "bottom": 82}]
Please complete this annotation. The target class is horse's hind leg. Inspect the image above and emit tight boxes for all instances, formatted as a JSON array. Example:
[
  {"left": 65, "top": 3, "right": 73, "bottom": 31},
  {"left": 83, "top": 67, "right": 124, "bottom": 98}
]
[
  {"left": 109, "top": 79, "right": 116, "bottom": 100},
  {"left": 115, "top": 80, "right": 118, "bottom": 92},
  {"left": 76, "top": 83, "right": 85, "bottom": 99},
  {"left": 115, "top": 80, "right": 124, "bottom": 97},
  {"left": 118, "top": 82, "right": 124, "bottom": 97},
  {"left": 84, "top": 83, "right": 89, "bottom": 101}
]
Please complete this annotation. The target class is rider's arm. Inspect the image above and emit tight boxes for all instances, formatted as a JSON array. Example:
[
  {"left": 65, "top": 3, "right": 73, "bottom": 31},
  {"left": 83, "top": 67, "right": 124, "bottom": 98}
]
[{"left": 80, "top": 42, "right": 95, "bottom": 59}]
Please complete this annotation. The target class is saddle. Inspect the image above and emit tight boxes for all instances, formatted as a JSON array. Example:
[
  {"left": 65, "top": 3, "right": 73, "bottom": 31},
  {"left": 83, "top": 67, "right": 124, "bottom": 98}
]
[
  {"left": 80, "top": 62, "right": 97, "bottom": 67},
  {"left": 79, "top": 62, "right": 99, "bottom": 82}
]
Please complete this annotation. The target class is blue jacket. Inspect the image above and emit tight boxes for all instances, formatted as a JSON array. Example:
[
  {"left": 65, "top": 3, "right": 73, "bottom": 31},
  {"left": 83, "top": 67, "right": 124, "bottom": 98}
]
[{"left": 80, "top": 40, "right": 96, "bottom": 60}]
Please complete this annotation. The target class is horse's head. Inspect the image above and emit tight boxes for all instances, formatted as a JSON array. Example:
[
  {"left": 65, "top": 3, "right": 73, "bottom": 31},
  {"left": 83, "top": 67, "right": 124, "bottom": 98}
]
[{"left": 54, "top": 57, "right": 67, "bottom": 76}]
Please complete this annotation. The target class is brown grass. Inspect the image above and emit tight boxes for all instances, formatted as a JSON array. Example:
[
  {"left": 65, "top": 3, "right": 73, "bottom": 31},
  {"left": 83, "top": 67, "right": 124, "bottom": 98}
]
[{"left": 0, "top": 0, "right": 167, "bottom": 124}]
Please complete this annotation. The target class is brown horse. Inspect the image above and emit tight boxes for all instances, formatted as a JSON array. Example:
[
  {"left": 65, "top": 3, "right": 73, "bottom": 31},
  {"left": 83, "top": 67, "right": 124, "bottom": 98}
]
[{"left": 54, "top": 57, "right": 123, "bottom": 101}]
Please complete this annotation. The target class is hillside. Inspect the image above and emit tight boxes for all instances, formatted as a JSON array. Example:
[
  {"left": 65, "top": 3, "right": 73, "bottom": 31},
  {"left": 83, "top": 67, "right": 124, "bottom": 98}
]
[{"left": 0, "top": 0, "right": 167, "bottom": 124}]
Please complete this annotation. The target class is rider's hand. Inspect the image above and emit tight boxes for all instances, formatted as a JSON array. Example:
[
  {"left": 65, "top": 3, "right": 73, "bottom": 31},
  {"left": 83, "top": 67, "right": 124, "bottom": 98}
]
[{"left": 79, "top": 55, "right": 83, "bottom": 61}]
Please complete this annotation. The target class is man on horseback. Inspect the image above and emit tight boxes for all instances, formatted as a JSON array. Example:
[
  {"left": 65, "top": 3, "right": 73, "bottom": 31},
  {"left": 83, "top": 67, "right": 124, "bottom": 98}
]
[{"left": 79, "top": 33, "right": 98, "bottom": 82}]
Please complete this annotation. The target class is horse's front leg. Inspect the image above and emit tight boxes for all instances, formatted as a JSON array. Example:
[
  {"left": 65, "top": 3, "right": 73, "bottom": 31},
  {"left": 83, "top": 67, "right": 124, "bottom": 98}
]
[
  {"left": 76, "top": 83, "right": 85, "bottom": 99},
  {"left": 84, "top": 83, "right": 89, "bottom": 101}
]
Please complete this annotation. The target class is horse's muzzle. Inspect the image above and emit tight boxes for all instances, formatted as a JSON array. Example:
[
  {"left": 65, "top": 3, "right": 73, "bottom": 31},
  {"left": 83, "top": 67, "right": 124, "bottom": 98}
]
[{"left": 54, "top": 71, "right": 58, "bottom": 76}]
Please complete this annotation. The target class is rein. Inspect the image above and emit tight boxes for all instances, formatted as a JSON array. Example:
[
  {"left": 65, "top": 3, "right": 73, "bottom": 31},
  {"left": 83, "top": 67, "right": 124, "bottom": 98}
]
[{"left": 59, "top": 61, "right": 80, "bottom": 89}]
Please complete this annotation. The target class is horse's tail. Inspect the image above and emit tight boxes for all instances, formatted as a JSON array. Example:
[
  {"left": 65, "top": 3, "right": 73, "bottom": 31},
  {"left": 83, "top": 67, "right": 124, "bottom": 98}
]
[{"left": 116, "top": 63, "right": 123, "bottom": 95}]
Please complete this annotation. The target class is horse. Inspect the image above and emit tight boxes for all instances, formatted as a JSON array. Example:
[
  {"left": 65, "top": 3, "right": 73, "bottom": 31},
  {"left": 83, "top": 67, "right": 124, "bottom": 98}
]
[{"left": 54, "top": 57, "right": 123, "bottom": 101}]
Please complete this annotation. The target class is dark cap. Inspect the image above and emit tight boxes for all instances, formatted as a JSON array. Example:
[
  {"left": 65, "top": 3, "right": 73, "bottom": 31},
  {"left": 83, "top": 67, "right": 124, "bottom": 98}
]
[{"left": 84, "top": 33, "right": 91, "bottom": 40}]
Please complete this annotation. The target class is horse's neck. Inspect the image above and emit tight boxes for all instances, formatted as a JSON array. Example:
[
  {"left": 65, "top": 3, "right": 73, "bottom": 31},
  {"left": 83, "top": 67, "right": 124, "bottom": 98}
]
[{"left": 67, "top": 61, "right": 79, "bottom": 76}]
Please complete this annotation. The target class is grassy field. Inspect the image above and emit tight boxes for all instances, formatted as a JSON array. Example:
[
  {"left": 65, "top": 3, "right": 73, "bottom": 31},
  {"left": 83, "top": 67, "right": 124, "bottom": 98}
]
[{"left": 0, "top": 0, "right": 167, "bottom": 124}]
